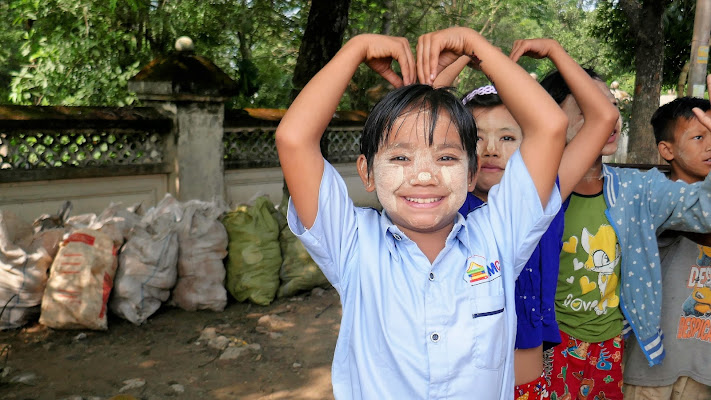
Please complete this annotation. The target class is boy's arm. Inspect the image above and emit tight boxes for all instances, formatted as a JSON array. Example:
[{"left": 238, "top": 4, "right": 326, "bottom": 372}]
[
  {"left": 510, "top": 39, "right": 619, "bottom": 199},
  {"left": 275, "top": 34, "right": 414, "bottom": 228},
  {"left": 692, "top": 74, "right": 711, "bottom": 129},
  {"left": 417, "top": 28, "right": 568, "bottom": 206}
]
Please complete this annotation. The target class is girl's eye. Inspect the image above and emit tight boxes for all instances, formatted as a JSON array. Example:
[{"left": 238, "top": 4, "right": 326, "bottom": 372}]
[
  {"left": 439, "top": 156, "right": 458, "bottom": 162},
  {"left": 390, "top": 156, "right": 409, "bottom": 161},
  {"left": 502, "top": 136, "right": 516, "bottom": 141},
  {"left": 693, "top": 135, "right": 704, "bottom": 140},
  {"left": 476, "top": 136, "right": 482, "bottom": 141}
]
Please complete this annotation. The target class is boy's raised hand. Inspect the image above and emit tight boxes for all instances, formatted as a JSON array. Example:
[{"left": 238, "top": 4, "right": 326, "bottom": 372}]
[
  {"left": 509, "top": 38, "right": 562, "bottom": 63},
  {"left": 692, "top": 74, "right": 711, "bottom": 131},
  {"left": 358, "top": 34, "right": 416, "bottom": 88}
]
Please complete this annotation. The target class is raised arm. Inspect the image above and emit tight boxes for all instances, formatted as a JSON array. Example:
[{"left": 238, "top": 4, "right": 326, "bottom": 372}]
[
  {"left": 692, "top": 74, "right": 711, "bottom": 129},
  {"left": 275, "top": 34, "right": 415, "bottom": 228},
  {"left": 432, "top": 55, "right": 471, "bottom": 88},
  {"left": 510, "top": 38, "right": 619, "bottom": 199},
  {"left": 417, "top": 28, "right": 568, "bottom": 206}
]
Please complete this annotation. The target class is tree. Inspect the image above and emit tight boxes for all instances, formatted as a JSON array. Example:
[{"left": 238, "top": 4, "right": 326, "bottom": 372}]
[
  {"left": 2, "top": 0, "right": 308, "bottom": 108},
  {"left": 620, "top": 0, "right": 670, "bottom": 163},
  {"left": 282, "top": 0, "right": 351, "bottom": 207},
  {"left": 592, "top": 0, "right": 697, "bottom": 163}
]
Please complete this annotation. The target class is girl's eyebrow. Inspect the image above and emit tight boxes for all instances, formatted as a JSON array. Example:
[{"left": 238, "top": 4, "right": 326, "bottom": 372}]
[{"left": 435, "top": 143, "right": 464, "bottom": 151}]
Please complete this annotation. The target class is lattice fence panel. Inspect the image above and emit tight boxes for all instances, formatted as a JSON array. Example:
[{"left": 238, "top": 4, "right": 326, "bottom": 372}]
[
  {"left": 224, "top": 126, "right": 362, "bottom": 168},
  {"left": 325, "top": 126, "right": 362, "bottom": 164},
  {"left": 0, "top": 131, "right": 164, "bottom": 170}
]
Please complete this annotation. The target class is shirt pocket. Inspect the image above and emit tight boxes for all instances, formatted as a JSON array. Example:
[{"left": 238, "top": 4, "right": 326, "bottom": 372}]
[{"left": 470, "top": 294, "right": 507, "bottom": 369}]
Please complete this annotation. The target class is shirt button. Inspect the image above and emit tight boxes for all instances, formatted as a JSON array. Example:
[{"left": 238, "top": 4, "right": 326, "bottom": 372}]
[
  {"left": 430, "top": 332, "right": 440, "bottom": 342},
  {"left": 392, "top": 233, "right": 402, "bottom": 241},
  {"left": 428, "top": 272, "right": 435, "bottom": 281}
]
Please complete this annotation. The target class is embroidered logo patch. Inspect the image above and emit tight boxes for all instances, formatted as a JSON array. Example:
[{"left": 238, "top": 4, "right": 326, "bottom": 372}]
[
  {"left": 465, "top": 255, "right": 501, "bottom": 285},
  {"left": 466, "top": 260, "right": 488, "bottom": 283}
]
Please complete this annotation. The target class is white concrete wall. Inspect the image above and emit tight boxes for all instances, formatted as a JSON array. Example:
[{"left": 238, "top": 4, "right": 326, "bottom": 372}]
[
  {"left": 224, "top": 162, "right": 380, "bottom": 210},
  {"left": 0, "top": 164, "right": 381, "bottom": 224},
  {"left": 0, "top": 175, "right": 168, "bottom": 223}
]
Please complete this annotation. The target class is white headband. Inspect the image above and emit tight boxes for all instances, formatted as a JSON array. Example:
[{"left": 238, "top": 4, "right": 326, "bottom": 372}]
[{"left": 462, "top": 85, "right": 498, "bottom": 105}]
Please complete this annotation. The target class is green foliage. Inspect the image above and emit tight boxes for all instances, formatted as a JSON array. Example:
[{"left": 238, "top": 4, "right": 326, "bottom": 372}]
[
  {"left": 591, "top": 0, "right": 695, "bottom": 90},
  {"left": 0, "top": 0, "right": 632, "bottom": 110}
]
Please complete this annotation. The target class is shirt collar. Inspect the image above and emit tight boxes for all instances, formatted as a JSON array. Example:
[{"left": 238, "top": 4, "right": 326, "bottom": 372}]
[{"left": 377, "top": 210, "right": 472, "bottom": 259}]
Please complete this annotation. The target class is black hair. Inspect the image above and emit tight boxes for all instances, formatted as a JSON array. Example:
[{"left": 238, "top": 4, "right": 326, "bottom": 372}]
[
  {"left": 360, "top": 84, "right": 478, "bottom": 175},
  {"left": 540, "top": 68, "right": 603, "bottom": 105},
  {"left": 651, "top": 97, "right": 711, "bottom": 144},
  {"left": 462, "top": 92, "right": 503, "bottom": 111}
]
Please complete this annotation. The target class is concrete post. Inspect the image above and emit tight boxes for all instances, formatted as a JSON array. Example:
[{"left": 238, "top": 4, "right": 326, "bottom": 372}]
[
  {"left": 128, "top": 37, "right": 238, "bottom": 202},
  {"left": 687, "top": 0, "right": 711, "bottom": 98}
]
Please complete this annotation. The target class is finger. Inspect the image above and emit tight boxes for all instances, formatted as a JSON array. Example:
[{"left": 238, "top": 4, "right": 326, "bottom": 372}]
[
  {"left": 707, "top": 74, "right": 711, "bottom": 94},
  {"left": 416, "top": 35, "right": 425, "bottom": 84},
  {"left": 510, "top": 40, "right": 524, "bottom": 63},
  {"left": 423, "top": 35, "right": 434, "bottom": 84},
  {"left": 380, "top": 67, "right": 405, "bottom": 88},
  {"left": 401, "top": 38, "right": 415, "bottom": 85},
  {"left": 693, "top": 107, "right": 711, "bottom": 132}
]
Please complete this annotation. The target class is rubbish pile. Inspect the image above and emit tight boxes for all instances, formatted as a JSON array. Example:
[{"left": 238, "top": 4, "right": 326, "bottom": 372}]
[{"left": 0, "top": 195, "right": 328, "bottom": 331}]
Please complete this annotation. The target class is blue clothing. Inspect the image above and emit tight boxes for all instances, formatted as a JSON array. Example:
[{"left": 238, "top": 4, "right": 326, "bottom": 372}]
[
  {"left": 287, "top": 151, "right": 561, "bottom": 400},
  {"left": 600, "top": 164, "right": 711, "bottom": 366},
  {"left": 459, "top": 193, "right": 564, "bottom": 350}
]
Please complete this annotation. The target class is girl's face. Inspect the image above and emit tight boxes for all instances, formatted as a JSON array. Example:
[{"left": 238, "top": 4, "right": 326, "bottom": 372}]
[
  {"left": 560, "top": 79, "right": 622, "bottom": 156},
  {"left": 357, "top": 110, "right": 474, "bottom": 236},
  {"left": 471, "top": 105, "right": 522, "bottom": 198}
]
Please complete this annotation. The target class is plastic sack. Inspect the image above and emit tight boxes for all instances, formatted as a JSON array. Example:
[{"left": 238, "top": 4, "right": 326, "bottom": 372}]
[
  {"left": 0, "top": 211, "right": 63, "bottom": 330},
  {"left": 224, "top": 196, "right": 282, "bottom": 306},
  {"left": 277, "top": 223, "right": 329, "bottom": 298},
  {"left": 39, "top": 229, "right": 118, "bottom": 330},
  {"left": 109, "top": 195, "right": 181, "bottom": 324},
  {"left": 170, "top": 199, "right": 228, "bottom": 312},
  {"left": 65, "top": 203, "right": 141, "bottom": 248}
]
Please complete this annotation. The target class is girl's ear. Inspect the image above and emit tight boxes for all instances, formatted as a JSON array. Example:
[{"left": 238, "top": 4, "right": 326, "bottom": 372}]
[
  {"left": 657, "top": 141, "right": 674, "bottom": 163},
  {"left": 357, "top": 155, "right": 376, "bottom": 192}
]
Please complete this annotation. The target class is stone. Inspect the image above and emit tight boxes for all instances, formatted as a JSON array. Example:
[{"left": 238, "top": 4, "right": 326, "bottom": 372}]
[
  {"left": 311, "top": 287, "right": 325, "bottom": 297},
  {"left": 119, "top": 378, "right": 146, "bottom": 392},
  {"left": 256, "top": 314, "right": 293, "bottom": 332},
  {"left": 171, "top": 384, "right": 185, "bottom": 393},
  {"left": 207, "top": 335, "right": 230, "bottom": 351},
  {"left": 219, "top": 346, "right": 248, "bottom": 360},
  {"left": 197, "top": 327, "right": 217, "bottom": 342},
  {"left": 10, "top": 372, "right": 37, "bottom": 385}
]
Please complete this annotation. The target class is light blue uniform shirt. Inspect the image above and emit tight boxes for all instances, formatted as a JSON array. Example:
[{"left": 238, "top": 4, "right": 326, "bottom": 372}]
[{"left": 288, "top": 151, "right": 561, "bottom": 399}]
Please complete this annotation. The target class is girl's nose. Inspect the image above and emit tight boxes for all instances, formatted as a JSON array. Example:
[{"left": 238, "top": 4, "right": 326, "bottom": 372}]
[
  {"left": 481, "top": 139, "right": 498, "bottom": 156},
  {"left": 409, "top": 170, "right": 438, "bottom": 185}
]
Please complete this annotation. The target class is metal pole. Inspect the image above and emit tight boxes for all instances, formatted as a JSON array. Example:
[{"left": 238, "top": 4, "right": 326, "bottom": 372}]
[{"left": 687, "top": 0, "right": 711, "bottom": 98}]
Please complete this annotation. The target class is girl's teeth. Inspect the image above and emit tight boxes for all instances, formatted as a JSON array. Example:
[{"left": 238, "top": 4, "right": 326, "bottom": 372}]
[{"left": 406, "top": 197, "right": 440, "bottom": 204}]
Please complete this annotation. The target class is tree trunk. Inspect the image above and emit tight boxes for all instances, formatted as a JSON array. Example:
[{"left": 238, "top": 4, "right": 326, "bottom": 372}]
[
  {"left": 620, "top": 0, "right": 668, "bottom": 164},
  {"left": 290, "top": 0, "right": 351, "bottom": 102},
  {"left": 678, "top": 60, "right": 690, "bottom": 97},
  {"left": 283, "top": 0, "right": 351, "bottom": 208}
]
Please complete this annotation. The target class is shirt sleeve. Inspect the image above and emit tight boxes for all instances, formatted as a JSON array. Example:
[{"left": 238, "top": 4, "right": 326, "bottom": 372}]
[
  {"left": 635, "top": 168, "right": 711, "bottom": 234},
  {"left": 485, "top": 150, "right": 562, "bottom": 277},
  {"left": 286, "top": 160, "right": 359, "bottom": 290}
]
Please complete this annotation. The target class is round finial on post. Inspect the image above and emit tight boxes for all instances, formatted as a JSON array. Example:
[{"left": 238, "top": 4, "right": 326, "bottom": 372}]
[{"left": 175, "top": 36, "right": 194, "bottom": 52}]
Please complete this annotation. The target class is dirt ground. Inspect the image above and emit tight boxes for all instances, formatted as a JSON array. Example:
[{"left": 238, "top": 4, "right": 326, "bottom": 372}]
[{"left": 0, "top": 287, "right": 341, "bottom": 400}]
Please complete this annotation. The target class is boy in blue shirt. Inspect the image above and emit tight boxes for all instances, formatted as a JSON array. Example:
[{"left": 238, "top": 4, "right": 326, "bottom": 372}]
[
  {"left": 624, "top": 93, "right": 711, "bottom": 399},
  {"left": 275, "top": 28, "right": 568, "bottom": 399}
]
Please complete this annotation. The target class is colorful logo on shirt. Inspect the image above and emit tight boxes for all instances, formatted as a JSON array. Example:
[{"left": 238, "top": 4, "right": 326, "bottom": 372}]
[
  {"left": 580, "top": 225, "right": 620, "bottom": 315},
  {"left": 465, "top": 255, "right": 501, "bottom": 285},
  {"left": 676, "top": 245, "right": 711, "bottom": 343}
]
